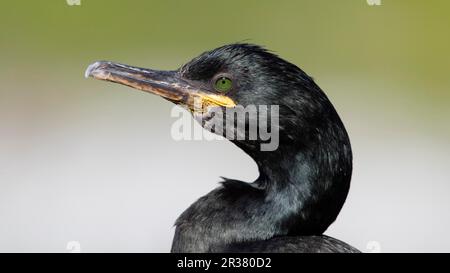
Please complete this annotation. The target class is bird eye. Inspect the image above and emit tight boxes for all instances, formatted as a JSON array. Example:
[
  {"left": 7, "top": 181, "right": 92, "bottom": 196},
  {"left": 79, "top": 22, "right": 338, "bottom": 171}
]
[{"left": 214, "top": 77, "right": 233, "bottom": 92}]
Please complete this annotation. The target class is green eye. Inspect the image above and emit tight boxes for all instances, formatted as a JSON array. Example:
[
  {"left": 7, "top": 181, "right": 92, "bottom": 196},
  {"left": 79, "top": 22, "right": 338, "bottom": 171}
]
[{"left": 214, "top": 77, "right": 233, "bottom": 92}]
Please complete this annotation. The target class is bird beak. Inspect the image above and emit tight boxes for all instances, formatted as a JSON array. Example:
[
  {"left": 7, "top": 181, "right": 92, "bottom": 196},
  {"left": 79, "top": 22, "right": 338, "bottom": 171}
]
[{"left": 85, "top": 61, "right": 236, "bottom": 112}]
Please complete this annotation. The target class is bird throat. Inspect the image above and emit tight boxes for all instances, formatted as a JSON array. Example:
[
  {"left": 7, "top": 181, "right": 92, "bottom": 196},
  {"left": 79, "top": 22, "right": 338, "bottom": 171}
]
[{"left": 171, "top": 119, "right": 352, "bottom": 252}]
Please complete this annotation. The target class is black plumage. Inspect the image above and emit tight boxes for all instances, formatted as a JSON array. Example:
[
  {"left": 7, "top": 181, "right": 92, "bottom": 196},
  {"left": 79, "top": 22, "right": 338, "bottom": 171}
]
[{"left": 86, "top": 43, "right": 359, "bottom": 253}]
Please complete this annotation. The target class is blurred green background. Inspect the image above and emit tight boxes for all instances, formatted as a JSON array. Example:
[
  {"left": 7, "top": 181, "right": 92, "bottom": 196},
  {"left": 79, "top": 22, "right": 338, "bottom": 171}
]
[
  {"left": 0, "top": 0, "right": 449, "bottom": 252},
  {"left": 1, "top": 0, "right": 449, "bottom": 137}
]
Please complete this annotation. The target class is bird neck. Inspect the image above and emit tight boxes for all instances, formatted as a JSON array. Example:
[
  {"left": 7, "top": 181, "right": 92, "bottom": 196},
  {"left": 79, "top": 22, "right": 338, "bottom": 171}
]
[
  {"left": 245, "top": 118, "right": 352, "bottom": 232},
  {"left": 172, "top": 112, "right": 352, "bottom": 252}
]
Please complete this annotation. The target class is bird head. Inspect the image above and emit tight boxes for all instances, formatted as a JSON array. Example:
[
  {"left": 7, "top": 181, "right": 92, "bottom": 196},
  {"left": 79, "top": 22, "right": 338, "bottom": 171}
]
[
  {"left": 86, "top": 44, "right": 346, "bottom": 157},
  {"left": 86, "top": 44, "right": 353, "bottom": 234}
]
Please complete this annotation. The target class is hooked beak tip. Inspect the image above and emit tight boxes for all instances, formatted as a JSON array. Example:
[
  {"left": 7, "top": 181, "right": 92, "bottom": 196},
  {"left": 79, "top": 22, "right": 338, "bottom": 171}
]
[{"left": 85, "top": 61, "right": 104, "bottom": 79}]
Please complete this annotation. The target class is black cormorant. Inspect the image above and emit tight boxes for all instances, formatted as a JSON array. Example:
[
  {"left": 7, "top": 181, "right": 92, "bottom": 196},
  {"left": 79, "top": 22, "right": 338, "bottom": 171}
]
[{"left": 85, "top": 44, "right": 359, "bottom": 253}]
